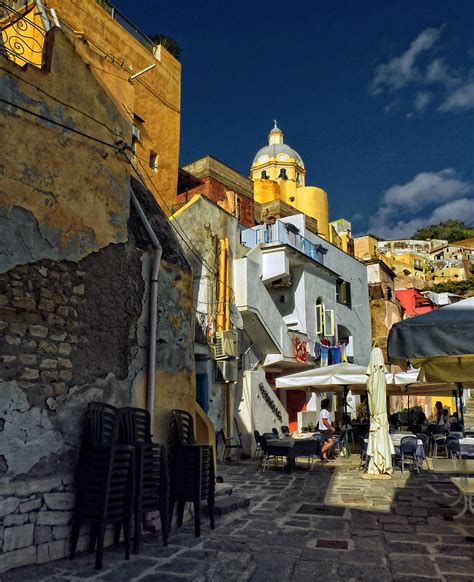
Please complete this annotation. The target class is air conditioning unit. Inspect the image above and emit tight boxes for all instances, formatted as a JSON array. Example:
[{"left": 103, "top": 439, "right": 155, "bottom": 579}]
[
  {"left": 215, "top": 360, "right": 238, "bottom": 383},
  {"left": 211, "top": 330, "right": 238, "bottom": 360},
  {"left": 272, "top": 275, "right": 293, "bottom": 288}
]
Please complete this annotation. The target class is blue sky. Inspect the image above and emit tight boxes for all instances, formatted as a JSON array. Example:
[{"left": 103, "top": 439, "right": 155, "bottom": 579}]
[{"left": 114, "top": 0, "right": 474, "bottom": 238}]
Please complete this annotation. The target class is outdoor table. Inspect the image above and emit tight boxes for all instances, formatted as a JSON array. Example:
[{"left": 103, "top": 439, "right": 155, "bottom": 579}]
[
  {"left": 265, "top": 437, "right": 321, "bottom": 471},
  {"left": 426, "top": 458, "right": 474, "bottom": 473},
  {"left": 449, "top": 478, "right": 474, "bottom": 519},
  {"left": 458, "top": 437, "right": 474, "bottom": 459}
]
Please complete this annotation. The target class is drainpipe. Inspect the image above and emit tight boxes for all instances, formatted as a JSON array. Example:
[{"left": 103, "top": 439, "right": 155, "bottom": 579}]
[{"left": 130, "top": 189, "right": 163, "bottom": 418}]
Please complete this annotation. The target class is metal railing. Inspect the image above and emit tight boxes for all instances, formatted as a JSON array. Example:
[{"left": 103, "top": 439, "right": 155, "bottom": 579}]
[
  {"left": 0, "top": 1, "right": 47, "bottom": 67},
  {"left": 96, "top": 0, "right": 155, "bottom": 54},
  {"left": 241, "top": 221, "right": 326, "bottom": 265}
]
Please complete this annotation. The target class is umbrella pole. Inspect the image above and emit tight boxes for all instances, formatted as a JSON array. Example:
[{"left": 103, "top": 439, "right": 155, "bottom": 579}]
[
  {"left": 458, "top": 383, "right": 465, "bottom": 435},
  {"left": 343, "top": 386, "right": 350, "bottom": 458}
]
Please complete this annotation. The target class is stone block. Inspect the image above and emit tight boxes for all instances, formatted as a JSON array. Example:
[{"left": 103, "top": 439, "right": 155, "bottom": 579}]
[
  {"left": 11, "top": 477, "right": 63, "bottom": 496},
  {"left": 72, "top": 284, "right": 85, "bottom": 295},
  {"left": 19, "top": 498, "right": 42, "bottom": 513},
  {"left": 43, "top": 493, "right": 75, "bottom": 511},
  {"left": 38, "top": 299, "right": 56, "bottom": 313},
  {"left": 50, "top": 331, "right": 67, "bottom": 342},
  {"left": 3, "top": 523, "right": 34, "bottom": 551},
  {"left": 47, "top": 314, "right": 65, "bottom": 328},
  {"left": 5, "top": 335, "right": 21, "bottom": 346},
  {"left": 1, "top": 355, "right": 17, "bottom": 367},
  {"left": 40, "top": 358, "right": 58, "bottom": 369},
  {"left": 58, "top": 357, "right": 72, "bottom": 368},
  {"left": 37, "top": 539, "right": 66, "bottom": 564},
  {"left": 21, "top": 367, "right": 40, "bottom": 381},
  {"left": 19, "top": 354, "right": 38, "bottom": 366},
  {"left": 37, "top": 510, "right": 72, "bottom": 525},
  {"left": 12, "top": 297, "right": 36, "bottom": 310},
  {"left": 0, "top": 294, "right": 8, "bottom": 306},
  {"left": 40, "top": 370, "right": 59, "bottom": 382},
  {"left": 52, "top": 525, "right": 70, "bottom": 540},
  {"left": 29, "top": 512, "right": 38, "bottom": 524},
  {"left": 34, "top": 525, "right": 53, "bottom": 544},
  {"left": 58, "top": 370, "right": 73, "bottom": 382},
  {"left": 39, "top": 341, "right": 58, "bottom": 355},
  {"left": 4, "top": 513, "right": 28, "bottom": 526},
  {"left": 10, "top": 323, "right": 28, "bottom": 335},
  {"left": 29, "top": 325, "right": 48, "bottom": 338},
  {"left": 58, "top": 342, "right": 72, "bottom": 355},
  {"left": 0, "top": 497, "right": 20, "bottom": 517},
  {"left": 0, "top": 545, "right": 36, "bottom": 574}
]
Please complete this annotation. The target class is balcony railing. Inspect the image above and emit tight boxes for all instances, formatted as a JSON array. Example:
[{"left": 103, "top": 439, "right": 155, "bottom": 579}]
[
  {"left": 96, "top": 0, "right": 155, "bottom": 54},
  {"left": 241, "top": 221, "right": 326, "bottom": 265}
]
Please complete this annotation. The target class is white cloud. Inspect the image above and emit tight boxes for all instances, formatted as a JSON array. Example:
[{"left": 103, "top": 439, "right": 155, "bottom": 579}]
[
  {"left": 367, "top": 169, "right": 472, "bottom": 238},
  {"left": 413, "top": 91, "right": 433, "bottom": 112},
  {"left": 370, "top": 27, "right": 444, "bottom": 95},
  {"left": 439, "top": 81, "right": 474, "bottom": 111}
]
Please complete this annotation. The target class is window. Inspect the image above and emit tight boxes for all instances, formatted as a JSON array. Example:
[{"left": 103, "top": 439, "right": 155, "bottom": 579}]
[
  {"left": 149, "top": 151, "right": 158, "bottom": 171},
  {"left": 414, "top": 259, "right": 423, "bottom": 271},
  {"left": 336, "top": 279, "right": 351, "bottom": 306},
  {"left": 296, "top": 172, "right": 301, "bottom": 184}
]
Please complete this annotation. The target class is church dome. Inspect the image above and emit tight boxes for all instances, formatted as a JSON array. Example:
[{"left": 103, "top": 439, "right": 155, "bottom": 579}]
[
  {"left": 253, "top": 143, "right": 304, "bottom": 167},
  {"left": 252, "top": 121, "right": 304, "bottom": 167}
]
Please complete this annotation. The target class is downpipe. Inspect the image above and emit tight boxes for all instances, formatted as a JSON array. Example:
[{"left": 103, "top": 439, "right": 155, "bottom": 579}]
[{"left": 130, "top": 189, "right": 163, "bottom": 418}]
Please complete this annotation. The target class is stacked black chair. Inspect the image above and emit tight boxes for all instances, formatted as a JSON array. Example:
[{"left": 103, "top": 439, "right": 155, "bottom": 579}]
[
  {"left": 71, "top": 403, "right": 134, "bottom": 570},
  {"left": 119, "top": 407, "right": 169, "bottom": 553},
  {"left": 169, "top": 409, "right": 215, "bottom": 537}
]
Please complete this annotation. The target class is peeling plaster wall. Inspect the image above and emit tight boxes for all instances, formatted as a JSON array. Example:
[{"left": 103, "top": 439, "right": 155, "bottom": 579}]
[{"left": 0, "top": 26, "right": 131, "bottom": 273}]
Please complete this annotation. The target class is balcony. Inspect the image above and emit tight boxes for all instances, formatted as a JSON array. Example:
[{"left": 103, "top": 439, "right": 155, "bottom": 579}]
[
  {"left": 241, "top": 221, "right": 326, "bottom": 265},
  {"left": 96, "top": 0, "right": 155, "bottom": 53}
]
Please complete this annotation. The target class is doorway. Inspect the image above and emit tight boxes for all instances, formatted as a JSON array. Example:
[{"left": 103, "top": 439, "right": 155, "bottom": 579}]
[{"left": 286, "top": 390, "right": 307, "bottom": 432}]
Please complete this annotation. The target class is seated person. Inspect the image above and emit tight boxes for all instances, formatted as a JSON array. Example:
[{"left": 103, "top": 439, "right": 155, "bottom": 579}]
[{"left": 318, "top": 399, "right": 336, "bottom": 462}]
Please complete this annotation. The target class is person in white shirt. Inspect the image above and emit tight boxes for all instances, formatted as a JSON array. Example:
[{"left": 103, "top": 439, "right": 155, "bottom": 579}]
[{"left": 318, "top": 398, "right": 335, "bottom": 462}]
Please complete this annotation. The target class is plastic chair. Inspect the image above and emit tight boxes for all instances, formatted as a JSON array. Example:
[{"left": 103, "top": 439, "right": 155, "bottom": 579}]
[
  {"left": 416, "top": 433, "right": 429, "bottom": 458},
  {"left": 169, "top": 409, "right": 216, "bottom": 537},
  {"left": 217, "top": 428, "right": 243, "bottom": 462},
  {"left": 254, "top": 430, "right": 263, "bottom": 458},
  {"left": 447, "top": 436, "right": 461, "bottom": 459},
  {"left": 70, "top": 445, "right": 134, "bottom": 570},
  {"left": 82, "top": 402, "right": 119, "bottom": 446},
  {"left": 398, "top": 436, "right": 419, "bottom": 473},
  {"left": 272, "top": 427, "right": 279, "bottom": 438},
  {"left": 358, "top": 436, "right": 369, "bottom": 472},
  {"left": 432, "top": 433, "right": 448, "bottom": 458},
  {"left": 119, "top": 407, "right": 169, "bottom": 553}
]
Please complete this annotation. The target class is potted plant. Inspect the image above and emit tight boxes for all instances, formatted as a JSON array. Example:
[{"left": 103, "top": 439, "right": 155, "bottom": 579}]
[{"left": 307, "top": 422, "right": 314, "bottom": 433}]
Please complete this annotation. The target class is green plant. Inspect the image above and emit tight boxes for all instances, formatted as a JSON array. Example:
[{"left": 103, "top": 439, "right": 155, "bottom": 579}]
[
  {"left": 307, "top": 422, "right": 314, "bottom": 432},
  {"left": 148, "top": 34, "right": 182, "bottom": 60},
  {"left": 356, "top": 402, "right": 367, "bottom": 421}
]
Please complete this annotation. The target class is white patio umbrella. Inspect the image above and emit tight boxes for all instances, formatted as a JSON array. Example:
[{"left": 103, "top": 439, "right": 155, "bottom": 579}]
[{"left": 366, "top": 347, "right": 394, "bottom": 477}]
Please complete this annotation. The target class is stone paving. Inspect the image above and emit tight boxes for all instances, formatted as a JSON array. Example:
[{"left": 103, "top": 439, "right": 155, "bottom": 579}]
[{"left": 4, "top": 458, "right": 474, "bottom": 581}]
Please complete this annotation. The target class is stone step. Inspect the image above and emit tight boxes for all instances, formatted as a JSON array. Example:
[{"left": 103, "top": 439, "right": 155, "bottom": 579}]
[
  {"left": 215, "top": 482, "right": 233, "bottom": 498},
  {"left": 213, "top": 495, "right": 250, "bottom": 517}
]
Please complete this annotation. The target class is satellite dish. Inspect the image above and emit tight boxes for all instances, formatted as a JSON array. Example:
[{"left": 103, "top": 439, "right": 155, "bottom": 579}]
[{"left": 229, "top": 303, "right": 244, "bottom": 329}]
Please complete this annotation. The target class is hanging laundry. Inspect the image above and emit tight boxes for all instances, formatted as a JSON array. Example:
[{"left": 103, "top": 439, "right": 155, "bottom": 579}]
[
  {"left": 330, "top": 346, "right": 342, "bottom": 364},
  {"left": 320, "top": 345, "right": 329, "bottom": 367},
  {"left": 341, "top": 343, "right": 347, "bottom": 362},
  {"left": 313, "top": 342, "right": 321, "bottom": 361}
]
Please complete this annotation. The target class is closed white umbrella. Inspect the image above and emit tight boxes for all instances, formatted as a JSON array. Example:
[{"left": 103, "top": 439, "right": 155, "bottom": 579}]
[{"left": 366, "top": 348, "right": 394, "bottom": 476}]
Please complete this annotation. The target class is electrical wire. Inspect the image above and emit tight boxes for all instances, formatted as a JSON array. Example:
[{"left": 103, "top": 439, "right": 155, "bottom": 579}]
[{"left": 0, "top": 98, "right": 123, "bottom": 150}]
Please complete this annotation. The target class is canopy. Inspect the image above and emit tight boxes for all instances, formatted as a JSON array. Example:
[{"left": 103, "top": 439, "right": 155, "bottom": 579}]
[
  {"left": 275, "top": 362, "right": 368, "bottom": 391},
  {"left": 366, "top": 348, "right": 394, "bottom": 476},
  {"left": 388, "top": 297, "right": 474, "bottom": 382}
]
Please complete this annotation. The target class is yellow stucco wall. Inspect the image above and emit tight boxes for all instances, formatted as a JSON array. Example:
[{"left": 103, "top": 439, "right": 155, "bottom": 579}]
[
  {"left": 294, "top": 186, "right": 329, "bottom": 239},
  {"left": 44, "top": 0, "right": 181, "bottom": 211}
]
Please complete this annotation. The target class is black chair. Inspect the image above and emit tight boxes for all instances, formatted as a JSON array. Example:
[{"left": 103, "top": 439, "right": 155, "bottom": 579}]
[
  {"left": 447, "top": 436, "right": 461, "bottom": 459},
  {"left": 169, "top": 409, "right": 215, "bottom": 537},
  {"left": 119, "top": 407, "right": 169, "bottom": 553},
  {"left": 450, "top": 422, "right": 463, "bottom": 432},
  {"left": 253, "top": 430, "right": 263, "bottom": 458},
  {"left": 416, "top": 433, "right": 429, "bottom": 459},
  {"left": 358, "top": 436, "right": 369, "bottom": 472},
  {"left": 281, "top": 425, "right": 290, "bottom": 436},
  {"left": 398, "top": 436, "right": 419, "bottom": 474},
  {"left": 259, "top": 435, "right": 282, "bottom": 472},
  {"left": 217, "top": 428, "right": 243, "bottom": 462},
  {"left": 70, "top": 445, "right": 134, "bottom": 570},
  {"left": 432, "top": 433, "right": 448, "bottom": 458},
  {"left": 272, "top": 427, "right": 279, "bottom": 438},
  {"left": 82, "top": 402, "right": 119, "bottom": 446}
]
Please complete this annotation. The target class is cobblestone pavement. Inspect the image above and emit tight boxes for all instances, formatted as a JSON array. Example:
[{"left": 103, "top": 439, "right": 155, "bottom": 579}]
[{"left": 4, "top": 458, "right": 474, "bottom": 581}]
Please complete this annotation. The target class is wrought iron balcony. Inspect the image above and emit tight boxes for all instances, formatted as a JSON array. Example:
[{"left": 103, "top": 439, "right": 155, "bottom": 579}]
[{"left": 241, "top": 221, "right": 327, "bottom": 265}]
